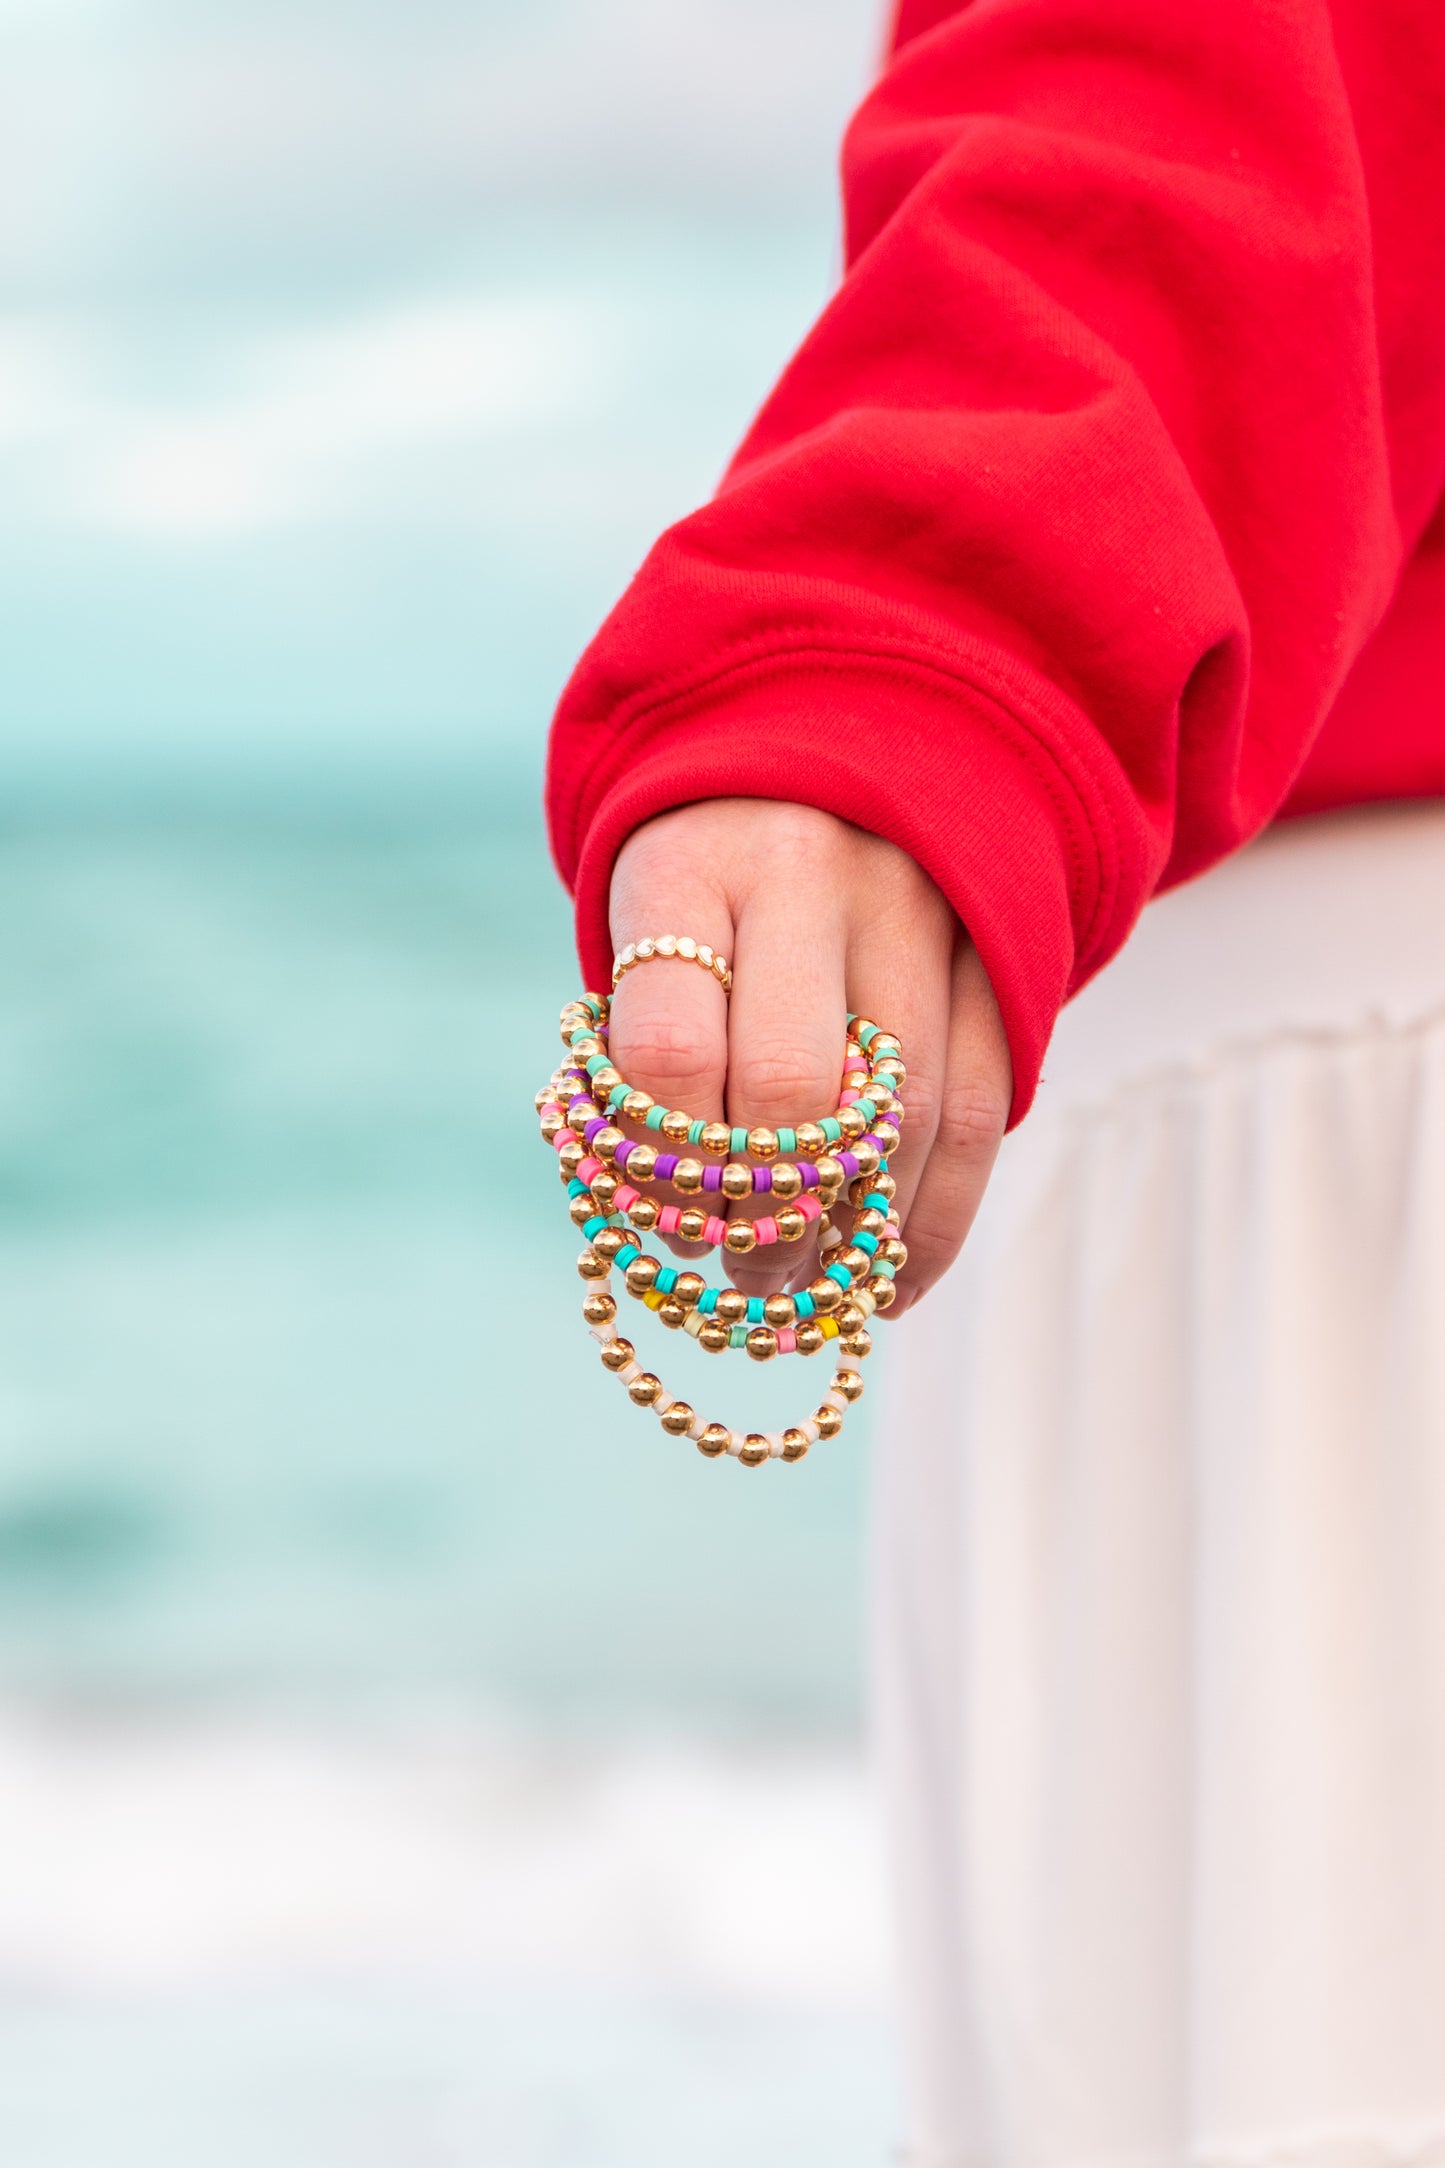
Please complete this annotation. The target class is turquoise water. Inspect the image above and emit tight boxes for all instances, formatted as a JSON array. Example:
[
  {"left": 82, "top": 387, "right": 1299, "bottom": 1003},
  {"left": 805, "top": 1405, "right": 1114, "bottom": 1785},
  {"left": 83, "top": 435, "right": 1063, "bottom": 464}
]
[{"left": 0, "top": 770, "right": 873, "bottom": 1731}]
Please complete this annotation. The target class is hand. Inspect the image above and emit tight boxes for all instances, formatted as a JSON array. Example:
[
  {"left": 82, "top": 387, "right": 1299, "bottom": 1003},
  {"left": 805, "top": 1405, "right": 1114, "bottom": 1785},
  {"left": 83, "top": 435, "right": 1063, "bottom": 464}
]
[{"left": 607, "top": 800, "right": 1012, "bottom": 1317}]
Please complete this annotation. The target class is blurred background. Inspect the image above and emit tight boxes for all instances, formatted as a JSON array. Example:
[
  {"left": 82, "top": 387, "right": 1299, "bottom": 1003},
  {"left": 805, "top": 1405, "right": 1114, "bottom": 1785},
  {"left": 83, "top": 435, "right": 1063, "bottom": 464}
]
[{"left": 0, "top": 0, "right": 898, "bottom": 2159}]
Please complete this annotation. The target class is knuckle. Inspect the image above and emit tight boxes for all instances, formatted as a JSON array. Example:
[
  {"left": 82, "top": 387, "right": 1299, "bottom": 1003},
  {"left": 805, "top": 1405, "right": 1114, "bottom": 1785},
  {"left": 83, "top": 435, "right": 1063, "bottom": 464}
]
[
  {"left": 614, "top": 1015, "right": 721, "bottom": 1104},
  {"left": 729, "top": 1041, "right": 836, "bottom": 1125},
  {"left": 935, "top": 1075, "right": 1010, "bottom": 1162}
]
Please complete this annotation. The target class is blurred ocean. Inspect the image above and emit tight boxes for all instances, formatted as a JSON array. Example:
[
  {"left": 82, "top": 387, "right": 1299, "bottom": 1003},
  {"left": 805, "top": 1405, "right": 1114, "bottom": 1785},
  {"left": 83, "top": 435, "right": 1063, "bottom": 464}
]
[{"left": 1, "top": 0, "right": 896, "bottom": 2153}]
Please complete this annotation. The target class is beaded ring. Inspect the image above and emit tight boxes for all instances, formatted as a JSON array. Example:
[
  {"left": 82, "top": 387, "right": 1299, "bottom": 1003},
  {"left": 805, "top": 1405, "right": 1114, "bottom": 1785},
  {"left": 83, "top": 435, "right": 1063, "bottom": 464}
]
[{"left": 612, "top": 934, "right": 732, "bottom": 995}]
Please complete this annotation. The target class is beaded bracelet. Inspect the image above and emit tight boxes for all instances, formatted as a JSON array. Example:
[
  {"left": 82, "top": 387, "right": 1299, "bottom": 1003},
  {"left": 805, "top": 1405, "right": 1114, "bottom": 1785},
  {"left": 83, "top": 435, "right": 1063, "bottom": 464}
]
[{"left": 611, "top": 934, "right": 732, "bottom": 995}]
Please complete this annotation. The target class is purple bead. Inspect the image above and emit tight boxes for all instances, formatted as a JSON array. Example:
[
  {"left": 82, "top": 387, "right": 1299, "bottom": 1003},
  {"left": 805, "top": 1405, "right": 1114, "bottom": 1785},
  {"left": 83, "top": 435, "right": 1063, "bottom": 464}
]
[
  {"left": 567, "top": 1093, "right": 591, "bottom": 1112},
  {"left": 584, "top": 1117, "right": 608, "bottom": 1144},
  {"left": 798, "top": 1162, "right": 820, "bottom": 1189},
  {"left": 753, "top": 1165, "right": 772, "bottom": 1193},
  {"left": 615, "top": 1139, "right": 635, "bottom": 1163},
  {"left": 654, "top": 1153, "right": 679, "bottom": 1180},
  {"left": 838, "top": 1150, "right": 860, "bottom": 1176},
  {"left": 702, "top": 1165, "right": 723, "bottom": 1192}
]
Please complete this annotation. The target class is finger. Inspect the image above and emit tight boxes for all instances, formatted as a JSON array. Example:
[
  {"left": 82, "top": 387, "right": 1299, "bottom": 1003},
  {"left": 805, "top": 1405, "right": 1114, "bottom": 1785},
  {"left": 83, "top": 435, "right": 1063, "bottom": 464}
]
[
  {"left": 886, "top": 937, "right": 1011, "bottom": 1316},
  {"left": 607, "top": 847, "right": 733, "bottom": 1260},
  {"left": 721, "top": 878, "right": 849, "bottom": 1293}
]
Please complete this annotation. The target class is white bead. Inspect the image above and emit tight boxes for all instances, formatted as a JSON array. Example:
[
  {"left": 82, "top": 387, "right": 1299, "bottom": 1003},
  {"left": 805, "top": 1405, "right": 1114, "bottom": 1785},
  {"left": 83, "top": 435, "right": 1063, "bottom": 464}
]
[
  {"left": 617, "top": 1360, "right": 641, "bottom": 1386},
  {"left": 636, "top": 939, "right": 655, "bottom": 958},
  {"left": 855, "top": 1289, "right": 876, "bottom": 1317},
  {"left": 801, "top": 1417, "right": 821, "bottom": 1443},
  {"left": 652, "top": 1390, "right": 674, "bottom": 1419},
  {"left": 823, "top": 1390, "right": 847, "bottom": 1415},
  {"left": 687, "top": 1413, "right": 707, "bottom": 1441},
  {"left": 676, "top": 937, "right": 697, "bottom": 960},
  {"left": 727, "top": 1430, "right": 745, "bottom": 1458},
  {"left": 683, "top": 1310, "right": 705, "bottom": 1338},
  {"left": 697, "top": 944, "right": 714, "bottom": 967},
  {"left": 656, "top": 934, "right": 677, "bottom": 956},
  {"left": 767, "top": 1432, "right": 785, "bottom": 1458},
  {"left": 588, "top": 1322, "right": 617, "bottom": 1344}
]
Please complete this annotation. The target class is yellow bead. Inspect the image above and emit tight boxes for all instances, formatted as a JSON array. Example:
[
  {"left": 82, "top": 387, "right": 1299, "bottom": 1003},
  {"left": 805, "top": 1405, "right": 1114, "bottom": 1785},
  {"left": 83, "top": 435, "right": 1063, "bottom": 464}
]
[
  {"left": 819, "top": 1316, "right": 840, "bottom": 1340},
  {"left": 578, "top": 1248, "right": 610, "bottom": 1282},
  {"left": 780, "top": 1429, "right": 810, "bottom": 1462},
  {"left": 701, "top": 1121, "right": 732, "bottom": 1156},
  {"left": 745, "top": 1327, "right": 778, "bottom": 1363},
  {"left": 835, "top": 1367, "right": 865, "bottom": 1402},
  {"left": 660, "top": 1401, "right": 695, "bottom": 1437},
  {"left": 625, "top": 1256, "right": 660, "bottom": 1295},
  {"left": 724, "top": 1219, "right": 758, "bottom": 1254},
  {"left": 672, "top": 1158, "right": 704, "bottom": 1194},
  {"left": 627, "top": 1144, "right": 658, "bottom": 1183},
  {"left": 698, "top": 1422, "right": 731, "bottom": 1457},
  {"left": 795, "top": 1320, "right": 825, "bottom": 1355},
  {"left": 628, "top": 1373, "right": 663, "bottom": 1407},
  {"left": 721, "top": 1163, "right": 753, "bottom": 1201},
  {"left": 739, "top": 1434, "right": 771, "bottom": 1467},
  {"left": 769, "top": 1162, "right": 803, "bottom": 1201},
  {"left": 763, "top": 1293, "right": 795, "bottom": 1329},
  {"left": 678, "top": 1207, "right": 709, "bottom": 1241},
  {"left": 642, "top": 1288, "right": 664, "bottom": 1310},
  {"left": 814, "top": 1405, "right": 844, "bottom": 1440},
  {"left": 581, "top": 1291, "right": 617, "bottom": 1327},
  {"left": 600, "top": 1338, "right": 634, "bottom": 1372},
  {"left": 746, "top": 1127, "right": 779, "bottom": 1161}
]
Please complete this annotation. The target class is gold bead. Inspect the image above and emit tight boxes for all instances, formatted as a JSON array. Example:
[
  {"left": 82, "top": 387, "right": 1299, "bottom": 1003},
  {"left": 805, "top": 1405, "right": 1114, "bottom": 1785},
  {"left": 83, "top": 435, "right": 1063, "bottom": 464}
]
[
  {"left": 569, "top": 1194, "right": 595, "bottom": 1229},
  {"left": 600, "top": 1337, "right": 634, "bottom": 1372},
  {"left": 658, "top": 1299, "right": 687, "bottom": 1329},
  {"left": 582, "top": 1291, "right": 618, "bottom": 1327},
  {"left": 780, "top": 1428, "right": 810, "bottom": 1462},
  {"left": 698, "top": 1422, "right": 731, "bottom": 1456},
  {"left": 534, "top": 1084, "right": 556, "bottom": 1114},
  {"left": 763, "top": 1293, "right": 795, "bottom": 1329},
  {"left": 627, "top": 1144, "right": 658, "bottom": 1183},
  {"left": 875, "top": 1056, "right": 907, "bottom": 1084},
  {"left": 672, "top": 1158, "right": 704, "bottom": 1194},
  {"left": 814, "top": 1405, "right": 845, "bottom": 1440},
  {"left": 795, "top": 1320, "right": 825, "bottom": 1355},
  {"left": 872, "top": 1124, "right": 901, "bottom": 1155},
  {"left": 592, "top": 1066, "right": 622, "bottom": 1094},
  {"left": 674, "top": 1271, "right": 707, "bottom": 1308},
  {"left": 660, "top": 1401, "right": 695, "bottom": 1436},
  {"left": 724, "top": 1219, "right": 758, "bottom": 1254},
  {"left": 835, "top": 1301, "right": 866, "bottom": 1334},
  {"left": 594, "top": 1125, "right": 625, "bottom": 1161},
  {"left": 558, "top": 1141, "right": 585, "bottom": 1180},
  {"left": 746, "top": 1127, "right": 779, "bottom": 1161},
  {"left": 853, "top": 1139, "right": 882, "bottom": 1177},
  {"left": 867, "top": 1274, "right": 897, "bottom": 1310},
  {"left": 625, "top": 1256, "right": 660, "bottom": 1295},
  {"left": 774, "top": 1204, "right": 806, "bottom": 1243},
  {"left": 739, "top": 1433, "right": 771, "bottom": 1467},
  {"left": 540, "top": 1108, "right": 565, "bottom": 1143},
  {"left": 870, "top": 1170, "right": 897, "bottom": 1200},
  {"left": 794, "top": 1122, "right": 826, "bottom": 1155},
  {"left": 769, "top": 1162, "right": 803, "bottom": 1201},
  {"left": 721, "top": 1163, "right": 753, "bottom": 1201},
  {"left": 622, "top": 1089, "right": 654, "bottom": 1122},
  {"left": 630, "top": 1197, "right": 660, "bottom": 1231},
  {"left": 746, "top": 1326, "right": 778, "bottom": 1363},
  {"left": 628, "top": 1372, "right": 663, "bottom": 1406},
  {"left": 699, "top": 1322, "right": 731, "bottom": 1353},
  {"left": 593, "top": 1226, "right": 628, "bottom": 1261},
  {"left": 807, "top": 1275, "right": 842, "bottom": 1313},
  {"left": 660, "top": 1108, "right": 692, "bottom": 1143},
  {"left": 840, "top": 1328, "right": 872, "bottom": 1360},
  {"left": 590, "top": 1170, "right": 620, "bottom": 1207},
  {"left": 881, "top": 1238, "right": 908, "bottom": 1270},
  {"left": 835, "top": 1246, "right": 869, "bottom": 1279},
  {"left": 567, "top": 1101, "right": 595, "bottom": 1136},
  {"left": 815, "top": 1155, "right": 844, "bottom": 1188},
  {"left": 715, "top": 1288, "right": 748, "bottom": 1325},
  {"left": 835, "top": 1367, "right": 865, "bottom": 1402},
  {"left": 701, "top": 1121, "right": 732, "bottom": 1156},
  {"left": 578, "top": 1247, "right": 610, "bottom": 1281},
  {"left": 850, "top": 1015, "right": 878, "bottom": 1041},
  {"left": 855, "top": 1207, "right": 888, "bottom": 1238},
  {"left": 570, "top": 1034, "right": 603, "bottom": 1060},
  {"left": 836, "top": 1105, "right": 866, "bottom": 1140},
  {"left": 678, "top": 1206, "right": 709, "bottom": 1241},
  {"left": 871, "top": 1034, "right": 902, "bottom": 1057}
]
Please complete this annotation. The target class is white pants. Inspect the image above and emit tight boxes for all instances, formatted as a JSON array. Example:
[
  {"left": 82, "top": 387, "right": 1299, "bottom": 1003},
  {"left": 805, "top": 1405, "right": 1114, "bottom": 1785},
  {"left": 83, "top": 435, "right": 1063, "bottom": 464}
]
[{"left": 875, "top": 802, "right": 1445, "bottom": 2168}]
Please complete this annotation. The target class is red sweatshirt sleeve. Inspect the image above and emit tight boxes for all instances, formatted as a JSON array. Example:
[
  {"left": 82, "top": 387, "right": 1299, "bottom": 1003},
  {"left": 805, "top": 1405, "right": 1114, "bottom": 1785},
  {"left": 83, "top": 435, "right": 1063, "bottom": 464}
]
[{"left": 545, "top": 0, "right": 1445, "bottom": 1123}]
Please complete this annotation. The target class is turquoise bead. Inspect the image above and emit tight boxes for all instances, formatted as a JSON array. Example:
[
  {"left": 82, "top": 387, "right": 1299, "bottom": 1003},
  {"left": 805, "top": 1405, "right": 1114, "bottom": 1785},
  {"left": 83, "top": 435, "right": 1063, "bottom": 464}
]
[
  {"left": 567, "top": 1177, "right": 589, "bottom": 1197},
  {"left": 586, "top": 1054, "right": 610, "bottom": 1075},
  {"left": 615, "top": 1245, "right": 641, "bottom": 1270},
  {"left": 746, "top": 1296, "right": 765, "bottom": 1325},
  {"left": 608, "top": 1084, "right": 629, "bottom": 1110},
  {"left": 583, "top": 1215, "right": 608, "bottom": 1241},
  {"left": 730, "top": 1126, "right": 749, "bottom": 1154},
  {"left": 856, "top": 1021, "right": 878, "bottom": 1047},
  {"left": 728, "top": 1325, "right": 748, "bottom": 1349},
  {"left": 863, "top": 1190, "right": 890, "bottom": 1213},
  {"left": 794, "top": 1290, "right": 816, "bottom": 1320},
  {"left": 698, "top": 1288, "right": 718, "bottom": 1315},
  {"left": 854, "top": 1230, "right": 879, "bottom": 1256},
  {"left": 655, "top": 1266, "right": 678, "bottom": 1295},
  {"left": 646, "top": 1106, "right": 666, "bottom": 1131},
  {"left": 872, "top": 1258, "right": 897, "bottom": 1278},
  {"left": 776, "top": 1127, "right": 796, "bottom": 1154},
  {"left": 820, "top": 1117, "right": 842, "bottom": 1143},
  {"left": 825, "top": 1262, "right": 852, "bottom": 1289}
]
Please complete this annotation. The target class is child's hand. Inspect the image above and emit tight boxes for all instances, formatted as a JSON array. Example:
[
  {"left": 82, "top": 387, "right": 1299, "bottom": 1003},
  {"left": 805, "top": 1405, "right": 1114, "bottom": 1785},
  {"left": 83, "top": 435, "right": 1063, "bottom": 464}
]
[{"left": 607, "top": 800, "right": 1011, "bottom": 1316}]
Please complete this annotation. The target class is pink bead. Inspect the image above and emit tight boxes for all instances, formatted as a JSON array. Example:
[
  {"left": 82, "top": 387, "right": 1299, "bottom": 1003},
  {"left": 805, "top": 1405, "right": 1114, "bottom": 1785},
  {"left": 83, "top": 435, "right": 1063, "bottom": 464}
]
[
  {"left": 797, "top": 1193, "right": 824, "bottom": 1222},
  {"left": 839, "top": 1091, "right": 860, "bottom": 1106},
  {"left": 704, "top": 1216, "right": 728, "bottom": 1245},
  {"left": 613, "top": 1185, "right": 640, "bottom": 1212},
  {"left": 658, "top": 1205, "right": 682, "bottom": 1234},
  {"left": 776, "top": 1328, "right": 797, "bottom": 1355},
  {"left": 753, "top": 1216, "right": 779, "bottom": 1244},
  {"left": 577, "top": 1155, "right": 603, "bottom": 1181}
]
